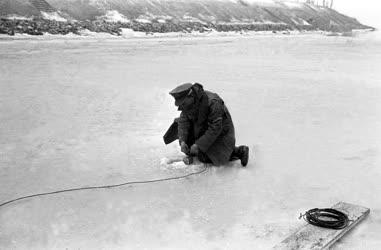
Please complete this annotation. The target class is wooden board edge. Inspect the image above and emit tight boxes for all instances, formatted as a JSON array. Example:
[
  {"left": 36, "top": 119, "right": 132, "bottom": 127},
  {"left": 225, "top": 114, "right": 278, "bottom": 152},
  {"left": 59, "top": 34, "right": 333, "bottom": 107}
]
[{"left": 323, "top": 205, "right": 370, "bottom": 250}]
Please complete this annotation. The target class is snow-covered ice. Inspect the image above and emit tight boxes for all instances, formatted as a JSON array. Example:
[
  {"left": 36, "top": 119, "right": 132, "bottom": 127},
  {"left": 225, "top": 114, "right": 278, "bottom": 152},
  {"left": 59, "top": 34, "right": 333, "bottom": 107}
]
[{"left": 0, "top": 32, "right": 381, "bottom": 249}]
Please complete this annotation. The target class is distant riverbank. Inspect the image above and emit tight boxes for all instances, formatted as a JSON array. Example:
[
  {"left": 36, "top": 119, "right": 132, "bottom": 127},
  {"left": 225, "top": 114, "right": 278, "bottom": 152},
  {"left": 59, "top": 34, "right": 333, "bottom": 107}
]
[
  {"left": 0, "top": 17, "right": 374, "bottom": 38},
  {"left": 0, "top": 17, "right": 305, "bottom": 36}
]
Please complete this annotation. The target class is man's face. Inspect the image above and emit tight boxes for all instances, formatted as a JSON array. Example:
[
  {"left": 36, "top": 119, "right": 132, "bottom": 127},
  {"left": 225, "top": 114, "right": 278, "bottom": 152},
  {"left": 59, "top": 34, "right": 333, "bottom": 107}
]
[{"left": 178, "top": 95, "right": 194, "bottom": 111}]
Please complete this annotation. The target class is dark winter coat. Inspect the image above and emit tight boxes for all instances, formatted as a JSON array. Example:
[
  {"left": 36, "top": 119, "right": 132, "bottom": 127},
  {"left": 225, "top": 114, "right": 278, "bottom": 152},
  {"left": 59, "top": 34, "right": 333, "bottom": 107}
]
[{"left": 177, "top": 84, "right": 236, "bottom": 165}]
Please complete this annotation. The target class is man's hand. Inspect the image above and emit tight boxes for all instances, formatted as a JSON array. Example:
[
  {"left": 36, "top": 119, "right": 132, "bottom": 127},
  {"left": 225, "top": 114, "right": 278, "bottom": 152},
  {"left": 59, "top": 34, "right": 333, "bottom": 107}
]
[
  {"left": 183, "top": 156, "right": 193, "bottom": 165},
  {"left": 190, "top": 144, "right": 199, "bottom": 156},
  {"left": 180, "top": 141, "right": 189, "bottom": 154}
]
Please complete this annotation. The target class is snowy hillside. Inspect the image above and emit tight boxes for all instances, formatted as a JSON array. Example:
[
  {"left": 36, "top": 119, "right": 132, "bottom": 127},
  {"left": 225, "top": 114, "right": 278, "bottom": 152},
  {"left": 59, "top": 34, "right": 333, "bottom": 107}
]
[{"left": 0, "top": 0, "right": 372, "bottom": 32}]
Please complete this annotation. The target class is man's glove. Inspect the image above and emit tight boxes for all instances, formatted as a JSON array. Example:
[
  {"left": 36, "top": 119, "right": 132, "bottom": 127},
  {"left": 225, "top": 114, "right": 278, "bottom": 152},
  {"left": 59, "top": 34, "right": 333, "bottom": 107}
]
[
  {"left": 190, "top": 144, "right": 199, "bottom": 156},
  {"left": 180, "top": 141, "right": 190, "bottom": 154}
]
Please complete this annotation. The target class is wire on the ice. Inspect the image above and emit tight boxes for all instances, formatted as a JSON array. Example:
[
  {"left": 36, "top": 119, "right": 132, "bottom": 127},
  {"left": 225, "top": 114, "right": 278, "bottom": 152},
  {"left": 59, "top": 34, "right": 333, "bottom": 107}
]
[{"left": 0, "top": 164, "right": 208, "bottom": 208}]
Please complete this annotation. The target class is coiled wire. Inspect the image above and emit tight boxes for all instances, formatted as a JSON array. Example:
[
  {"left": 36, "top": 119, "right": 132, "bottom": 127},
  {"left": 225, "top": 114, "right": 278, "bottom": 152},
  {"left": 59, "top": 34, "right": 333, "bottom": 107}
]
[{"left": 300, "top": 208, "right": 350, "bottom": 230}]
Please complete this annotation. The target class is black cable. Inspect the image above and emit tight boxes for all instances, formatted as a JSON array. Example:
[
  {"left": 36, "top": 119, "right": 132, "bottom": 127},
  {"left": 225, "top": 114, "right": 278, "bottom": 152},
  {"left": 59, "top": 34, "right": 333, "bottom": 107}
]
[
  {"left": 0, "top": 164, "right": 208, "bottom": 208},
  {"left": 301, "top": 208, "right": 349, "bottom": 230}
]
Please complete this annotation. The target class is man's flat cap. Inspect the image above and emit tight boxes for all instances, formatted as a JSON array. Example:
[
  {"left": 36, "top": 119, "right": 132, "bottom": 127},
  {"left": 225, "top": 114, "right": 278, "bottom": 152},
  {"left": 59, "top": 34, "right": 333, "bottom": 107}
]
[{"left": 169, "top": 83, "right": 193, "bottom": 106}]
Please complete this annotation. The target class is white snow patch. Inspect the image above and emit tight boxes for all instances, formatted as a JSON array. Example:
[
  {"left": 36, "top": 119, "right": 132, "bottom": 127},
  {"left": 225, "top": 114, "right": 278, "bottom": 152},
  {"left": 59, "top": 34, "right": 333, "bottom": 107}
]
[
  {"left": 120, "top": 28, "right": 149, "bottom": 38},
  {"left": 160, "top": 157, "right": 187, "bottom": 169},
  {"left": 291, "top": 18, "right": 299, "bottom": 25},
  {"left": 4, "top": 15, "right": 32, "bottom": 21},
  {"left": 239, "top": 0, "right": 277, "bottom": 6},
  {"left": 242, "top": 0, "right": 275, "bottom": 3},
  {"left": 183, "top": 15, "right": 205, "bottom": 23},
  {"left": 301, "top": 19, "right": 311, "bottom": 25},
  {"left": 283, "top": 1, "right": 303, "bottom": 8},
  {"left": 41, "top": 11, "right": 67, "bottom": 22},
  {"left": 237, "top": 0, "right": 305, "bottom": 8},
  {"left": 263, "top": 20, "right": 287, "bottom": 25},
  {"left": 98, "top": 10, "right": 130, "bottom": 23},
  {"left": 135, "top": 18, "right": 151, "bottom": 24},
  {"left": 167, "top": 161, "right": 187, "bottom": 169},
  {"left": 291, "top": 17, "right": 311, "bottom": 25},
  {"left": 159, "top": 157, "right": 204, "bottom": 170},
  {"left": 79, "top": 29, "right": 117, "bottom": 38},
  {"left": 156, "top": 15, "right": 173, "bottom": 20},
  {"left": 42, "top": 32, "right": 82, "bottom": 38},
  {"left": 218, "top": 20, "right": 286, "bottom": 25}
]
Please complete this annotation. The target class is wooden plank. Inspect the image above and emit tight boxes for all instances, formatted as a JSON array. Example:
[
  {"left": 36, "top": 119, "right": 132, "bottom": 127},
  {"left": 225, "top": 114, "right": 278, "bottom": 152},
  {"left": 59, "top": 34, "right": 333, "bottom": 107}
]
[{"left": 274, "top": 202, "right": 370, "bottom": 250}]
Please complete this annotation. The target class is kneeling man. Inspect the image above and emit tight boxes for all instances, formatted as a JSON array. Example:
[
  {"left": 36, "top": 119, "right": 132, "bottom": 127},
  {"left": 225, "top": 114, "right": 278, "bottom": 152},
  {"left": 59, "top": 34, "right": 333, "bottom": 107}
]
[{"left": 165, "top": 82, "right": 249, "bottom": 166}]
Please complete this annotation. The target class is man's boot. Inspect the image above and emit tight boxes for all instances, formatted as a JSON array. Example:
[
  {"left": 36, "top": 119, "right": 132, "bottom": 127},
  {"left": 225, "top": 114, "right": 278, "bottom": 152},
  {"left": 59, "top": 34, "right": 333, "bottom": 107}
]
[{"left": 238, "top": 146, "right": 249, "bottom": 167}]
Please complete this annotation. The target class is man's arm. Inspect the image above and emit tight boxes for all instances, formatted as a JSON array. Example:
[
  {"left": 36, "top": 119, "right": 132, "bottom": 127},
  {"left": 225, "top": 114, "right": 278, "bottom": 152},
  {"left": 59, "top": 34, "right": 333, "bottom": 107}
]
[
  {"left": 178, "top": 111, "right": 191, "bottom": 145},
  {"left": 195, "top": 99, "right": 224, "bottom": 152}
]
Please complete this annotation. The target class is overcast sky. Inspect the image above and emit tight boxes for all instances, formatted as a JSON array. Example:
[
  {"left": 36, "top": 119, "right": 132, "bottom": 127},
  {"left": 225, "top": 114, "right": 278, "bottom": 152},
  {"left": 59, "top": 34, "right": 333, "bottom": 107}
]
[{"left": 333, "top": 0, "right": 380, "bottom": 29}]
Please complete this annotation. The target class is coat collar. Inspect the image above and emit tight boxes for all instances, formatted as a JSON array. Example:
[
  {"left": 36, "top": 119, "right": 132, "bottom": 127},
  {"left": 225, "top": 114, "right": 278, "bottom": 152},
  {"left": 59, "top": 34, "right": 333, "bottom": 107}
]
[
  {"left": 194, "top": 86, "right": 209, "bottom": 126},
  {"left": 191, "top": 83, "right": 204, "bottom": 101}
]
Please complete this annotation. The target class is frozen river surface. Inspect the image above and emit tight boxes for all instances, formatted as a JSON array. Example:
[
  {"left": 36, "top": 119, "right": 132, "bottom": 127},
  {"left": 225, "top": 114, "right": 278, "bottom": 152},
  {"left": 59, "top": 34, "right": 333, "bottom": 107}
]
[{"left": 1, "top": 33, "right": 381, "bottom": 249}]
